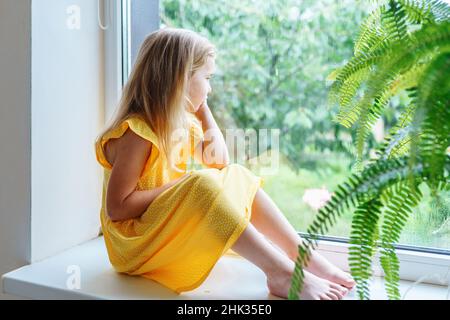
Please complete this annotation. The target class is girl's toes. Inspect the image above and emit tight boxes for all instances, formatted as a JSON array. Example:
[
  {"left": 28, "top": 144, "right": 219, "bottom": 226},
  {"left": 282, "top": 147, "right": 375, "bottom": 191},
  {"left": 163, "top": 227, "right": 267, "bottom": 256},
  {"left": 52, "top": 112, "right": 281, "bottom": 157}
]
[
  {"left": 331, "top": 283, "right": 348, "bottom": 296},
  {"left": 333, "top": 271, "right": 356, "bottom": 289},
  {"left": 343, "top": 275, "right": 356, "bottom": 288}
]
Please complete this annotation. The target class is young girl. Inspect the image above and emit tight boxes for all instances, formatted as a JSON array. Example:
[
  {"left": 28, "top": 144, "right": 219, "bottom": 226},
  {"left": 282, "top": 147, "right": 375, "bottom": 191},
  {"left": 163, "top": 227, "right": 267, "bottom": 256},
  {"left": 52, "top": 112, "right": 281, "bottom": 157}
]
[{"left": 95, "top": 27, "right": 356, "bottom": 300}]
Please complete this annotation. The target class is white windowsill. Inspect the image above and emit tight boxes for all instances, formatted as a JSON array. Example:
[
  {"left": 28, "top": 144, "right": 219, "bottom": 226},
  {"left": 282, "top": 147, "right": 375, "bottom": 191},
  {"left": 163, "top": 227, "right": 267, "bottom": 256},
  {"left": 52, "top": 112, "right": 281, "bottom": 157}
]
[{"left": 1, "top": 236, "right": 448, "bottom": 300}]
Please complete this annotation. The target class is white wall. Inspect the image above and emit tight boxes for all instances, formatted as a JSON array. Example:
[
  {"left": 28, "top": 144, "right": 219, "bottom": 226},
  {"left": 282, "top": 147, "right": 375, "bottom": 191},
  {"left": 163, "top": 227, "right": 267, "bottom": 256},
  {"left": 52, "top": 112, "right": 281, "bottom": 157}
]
[
  {"left": 31, "top": 0, "right": 104, "bottom": 262},
  {"left": 0, "top": 0, "right": 32, "bottom": 300},
  {"left": 1, "top": 0, "right": 105, "bottom": 299}
]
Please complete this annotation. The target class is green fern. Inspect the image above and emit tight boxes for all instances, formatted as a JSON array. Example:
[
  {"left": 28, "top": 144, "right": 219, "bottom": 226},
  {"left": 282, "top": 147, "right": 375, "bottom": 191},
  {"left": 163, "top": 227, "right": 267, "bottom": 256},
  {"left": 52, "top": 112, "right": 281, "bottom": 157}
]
[
  {"left": 288, "top": 155, "right": 442, "bottom": 299},
  {"left": 415, "top": 52, "right": 450, "bottom": 184},
  {"left": 289, "top": 154, "right": 449, "bottom": 300},
  {"left": 354, "top": 7, "right": 386, "bottom": 56},
  {"left": 330, "top": 9, "right": 450, "bottom": 160},
  {"left": 379, "top": 182, "right": 422, "bottom": 299},
  {"left": 291, "top": 0, "right": 450, "bottom": 300},
  {"left": 349, "top": 198, "right": 383, "bottom": 300},
  {"left": 352, "top": 23, "right": 449, "bottom": 160}
]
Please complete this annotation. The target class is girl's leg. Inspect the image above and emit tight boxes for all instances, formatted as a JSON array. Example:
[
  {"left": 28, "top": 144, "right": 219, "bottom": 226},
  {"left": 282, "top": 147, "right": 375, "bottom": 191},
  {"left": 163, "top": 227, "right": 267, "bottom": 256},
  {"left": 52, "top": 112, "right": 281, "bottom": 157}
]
[
  {"left": 249, "top": 187, "right": 356, "bottom": 289},
  {"left": 230, "top": 222, "right": 347, "bottom": 300}
]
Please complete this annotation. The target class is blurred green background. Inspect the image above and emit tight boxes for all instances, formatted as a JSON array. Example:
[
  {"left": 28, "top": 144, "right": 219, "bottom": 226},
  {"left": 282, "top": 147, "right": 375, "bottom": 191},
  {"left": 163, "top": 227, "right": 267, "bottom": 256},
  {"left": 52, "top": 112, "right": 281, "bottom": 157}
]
[{"left": 161, "top": 0, "right": 450, "bottom": 251}]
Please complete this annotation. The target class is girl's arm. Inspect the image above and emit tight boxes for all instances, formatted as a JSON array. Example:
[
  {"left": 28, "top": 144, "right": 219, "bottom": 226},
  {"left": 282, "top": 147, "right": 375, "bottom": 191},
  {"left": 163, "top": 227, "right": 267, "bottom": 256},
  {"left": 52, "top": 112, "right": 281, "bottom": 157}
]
[
  {"left": 109, "top": 178, "right": 187, "bottom": 222},
  {"left": 194, "top": 100, "right": 230, "bottom": 169},
  {"left": 106, "top": 128, "right": 188, "bottom": 222}
]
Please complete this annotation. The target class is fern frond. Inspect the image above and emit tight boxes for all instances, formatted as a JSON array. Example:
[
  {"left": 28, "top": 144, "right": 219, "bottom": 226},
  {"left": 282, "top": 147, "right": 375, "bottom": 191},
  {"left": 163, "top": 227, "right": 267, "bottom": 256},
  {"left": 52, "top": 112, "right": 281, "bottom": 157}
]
[
  {"left": 354, "top": 0, "right": 450, "bottom": 56},
  {"left": 376, "top": 125, "right": 415, "bottom": 160},
  {"left": 339, "top": 64, "right": 423, "bottom": 154},
  {"left": 289, "top": 154, "right": 449, "bottom": 300},
  {"left": 397, "top": 88, "right": 418, "bottom": 128},
  {"left": 289, "top": 156, "right": 426, "bottom": 299},
  {"left": 379, "top": 182, "right": 422, "bottom": 299},
  {"left": 336, "top": 95, "right": 367, "bottom": 128},
  {"left": 399, "top": 0, "right": 449, "bottom": 24},
  {"left": 354, "top": 7, "right": 388, "bottom": 56},
  {"left": 355, "top": 89, "right": 392, "bottom": 160},
  {"left": 330, "top": 50, "right": 386, "bottom": 101},
  {"left": 381, "top": 0, "right": 409, "bottom": 43},
  {"left": 346, "top": 22, "right": 450, "bottom": 158},
  {"left": 331, "top": 20, "right": 450, "bottom": 137},
  {"left": 336, "top": 68, "right": 368, "bottom": 115},
  {"left": 389, "top": 63, "right": 427, "bottom": 93},
  {"left": 399, "top": 0, "right": 432, "bottom": 24},
  {"left": 349, "top": 198, "right": 383, "bottom": 300},
  {"left": 415, "top": 52, "right": 450, "bottom": 184},
  {"left": 374, "top": 90, "right": 419, "bottom": 161}
]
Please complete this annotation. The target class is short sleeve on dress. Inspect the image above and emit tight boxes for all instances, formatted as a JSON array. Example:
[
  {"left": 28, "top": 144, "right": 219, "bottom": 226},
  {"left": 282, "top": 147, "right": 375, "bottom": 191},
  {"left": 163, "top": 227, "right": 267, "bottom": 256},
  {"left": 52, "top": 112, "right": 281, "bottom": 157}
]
[{"left": 95, "top": 116, "right": 160, "bottom": 170}]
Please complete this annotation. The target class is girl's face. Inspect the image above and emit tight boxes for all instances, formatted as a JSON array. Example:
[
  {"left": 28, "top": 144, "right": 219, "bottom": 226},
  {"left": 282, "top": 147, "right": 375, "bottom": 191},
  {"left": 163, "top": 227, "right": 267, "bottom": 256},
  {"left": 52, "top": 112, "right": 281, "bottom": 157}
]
[{"left": 186, "top": 57, "right": 216, "bottom": 112}]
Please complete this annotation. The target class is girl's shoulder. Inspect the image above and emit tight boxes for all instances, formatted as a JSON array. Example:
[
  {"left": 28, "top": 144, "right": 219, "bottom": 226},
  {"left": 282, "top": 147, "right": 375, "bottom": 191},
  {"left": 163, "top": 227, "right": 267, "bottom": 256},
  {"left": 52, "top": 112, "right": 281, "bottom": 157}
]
[
  {"left": 104, "top": 126, "right": 153, "bottom": 167},
  {"left": 95, "top": 114, "right": 159, "bottom": 170},
  {"left": 121, "top": 114, "right": 160, "bottom": 146}
]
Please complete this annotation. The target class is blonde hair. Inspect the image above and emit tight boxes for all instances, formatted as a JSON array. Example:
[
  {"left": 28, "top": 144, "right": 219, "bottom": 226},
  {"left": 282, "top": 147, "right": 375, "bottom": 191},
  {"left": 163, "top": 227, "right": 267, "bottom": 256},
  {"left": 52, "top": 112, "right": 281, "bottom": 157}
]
[{"left": 96, "top": 27, "right": 216, "bottom": 172}]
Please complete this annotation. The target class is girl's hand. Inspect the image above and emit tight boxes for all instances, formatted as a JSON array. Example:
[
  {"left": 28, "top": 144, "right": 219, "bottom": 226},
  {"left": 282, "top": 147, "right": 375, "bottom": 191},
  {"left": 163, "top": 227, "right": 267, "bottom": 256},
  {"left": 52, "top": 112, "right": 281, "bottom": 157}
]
[{"left": 195, "top": 99, "right": 209, "bottom": 118}]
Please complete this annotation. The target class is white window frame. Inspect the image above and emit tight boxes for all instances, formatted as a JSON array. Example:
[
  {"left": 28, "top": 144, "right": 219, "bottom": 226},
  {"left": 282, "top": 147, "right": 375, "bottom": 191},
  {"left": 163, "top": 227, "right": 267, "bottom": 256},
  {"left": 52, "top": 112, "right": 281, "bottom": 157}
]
[
  {"left": 312, "top": 236, "right": 450, "bottom": 287},
  {"left": 110, "top": 0, "right": 449, "bottom": 288},
  {"left": 104, "top": 0, "right": 127, "bottom": 121},
  {"left": 104, "top": 0, "right": 160, "bottom": 119}
]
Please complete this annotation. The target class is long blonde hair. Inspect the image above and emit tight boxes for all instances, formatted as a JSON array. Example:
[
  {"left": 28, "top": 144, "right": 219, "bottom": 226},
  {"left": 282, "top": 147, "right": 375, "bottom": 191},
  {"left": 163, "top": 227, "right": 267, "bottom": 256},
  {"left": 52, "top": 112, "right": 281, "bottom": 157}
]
[{"left": 96, "top": 27, "right": 216, "bottom": 172}]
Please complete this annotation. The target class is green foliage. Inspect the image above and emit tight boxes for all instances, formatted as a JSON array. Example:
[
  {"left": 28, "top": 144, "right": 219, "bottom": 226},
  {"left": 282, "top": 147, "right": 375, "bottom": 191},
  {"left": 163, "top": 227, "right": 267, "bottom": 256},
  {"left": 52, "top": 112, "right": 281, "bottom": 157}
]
[
  {"left": 161, "top": 0, "right": 371, "bottom": 172},
  {"left": 349, "top": 197, "right": 382, "bottom": 300},
  {"left": 290, "top": 155, "right": 449, "bottom": 299},
  {"left": 379, "top": 182, "right": 422, "bottom": 299},
  {"left": 292, "top": 0, "right": 450, "bottom": 300}
]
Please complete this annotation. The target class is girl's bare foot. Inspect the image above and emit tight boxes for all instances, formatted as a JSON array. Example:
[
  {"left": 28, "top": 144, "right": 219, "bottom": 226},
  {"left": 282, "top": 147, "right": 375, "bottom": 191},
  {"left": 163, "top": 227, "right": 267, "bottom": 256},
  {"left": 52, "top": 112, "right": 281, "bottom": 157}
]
[
  {"left": 290, "top": 249, "right": 356, "bottom": 290},
  {"left": 266, "top": 262, "right": 349, "bottom": 300}
]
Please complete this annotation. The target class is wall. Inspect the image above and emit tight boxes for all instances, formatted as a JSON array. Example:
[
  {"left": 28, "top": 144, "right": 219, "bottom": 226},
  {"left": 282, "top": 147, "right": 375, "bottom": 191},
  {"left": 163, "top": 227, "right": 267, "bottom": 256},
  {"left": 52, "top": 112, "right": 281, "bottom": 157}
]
[
  {"left": 0, "top": 0, "right": 32, "bottom": 300},
  {"left": 31, "top": 0, "right": 104, "bottom": 262},
  {"left": 0, "top": 0, "right": 105, "bottom": 299}
]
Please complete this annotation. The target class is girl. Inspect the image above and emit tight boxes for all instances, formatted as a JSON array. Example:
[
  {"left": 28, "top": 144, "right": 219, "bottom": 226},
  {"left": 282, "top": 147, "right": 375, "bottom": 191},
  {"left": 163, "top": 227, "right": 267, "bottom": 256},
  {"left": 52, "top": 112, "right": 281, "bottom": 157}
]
[{"left": 95, "top": 27, "right": 356, "bottom": 300}]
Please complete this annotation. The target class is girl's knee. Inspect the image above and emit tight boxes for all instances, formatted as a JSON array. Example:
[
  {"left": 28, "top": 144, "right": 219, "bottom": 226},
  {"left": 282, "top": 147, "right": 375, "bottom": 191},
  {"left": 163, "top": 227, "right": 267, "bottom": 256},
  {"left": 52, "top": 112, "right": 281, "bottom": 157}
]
[{"left": 226, "top": 163, "right": 257, "bottom": 178}]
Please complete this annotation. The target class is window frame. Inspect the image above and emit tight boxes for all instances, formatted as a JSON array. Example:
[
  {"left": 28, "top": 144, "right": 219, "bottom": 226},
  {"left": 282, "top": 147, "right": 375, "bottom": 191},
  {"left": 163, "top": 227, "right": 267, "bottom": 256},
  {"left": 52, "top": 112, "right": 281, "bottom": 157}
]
[
  {"left": 104, "top": 0, "right": 127, "bottom": 121},
  {"left": 302, "top": 234, "right": 450, "bottom": 287},
  {"left": 115, "top": 0, "right": 449, "bottom": 287}
]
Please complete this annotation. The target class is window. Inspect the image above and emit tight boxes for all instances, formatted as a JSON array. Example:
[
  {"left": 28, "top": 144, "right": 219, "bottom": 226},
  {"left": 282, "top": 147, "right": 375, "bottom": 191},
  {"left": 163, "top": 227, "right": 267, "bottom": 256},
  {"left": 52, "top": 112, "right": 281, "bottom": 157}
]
[
  {"left": 4, "top": 1, "right": 447, "bottom": 300},
  {"left": 121, "top": 0, "right": 160, "bottom": 86},
  {"left": 144, "top": 0, "right": 449, "bottom": 254},
  {"left": 122, "top": 0, "right": 449, "bottom": 283}
]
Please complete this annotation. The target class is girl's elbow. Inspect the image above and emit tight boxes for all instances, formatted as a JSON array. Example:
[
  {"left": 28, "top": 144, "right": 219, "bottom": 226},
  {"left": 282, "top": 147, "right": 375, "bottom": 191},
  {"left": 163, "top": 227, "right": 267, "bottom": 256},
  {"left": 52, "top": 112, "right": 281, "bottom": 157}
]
[
  {"left": 106, "top": 208, "right": 120, "bottom": 222},
  {"left": 202, "top": 150, "right": 230, "bottom": 169},
  {"left": 106, "top": 202, "right": 124, "bottom": 222}
]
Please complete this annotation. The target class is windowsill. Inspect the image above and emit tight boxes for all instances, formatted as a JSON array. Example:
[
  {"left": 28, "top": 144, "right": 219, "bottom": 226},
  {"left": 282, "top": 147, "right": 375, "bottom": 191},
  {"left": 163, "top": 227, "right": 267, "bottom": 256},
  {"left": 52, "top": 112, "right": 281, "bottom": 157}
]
[{"left": 1, "top": 236, "right": 448, "bottom": 300}]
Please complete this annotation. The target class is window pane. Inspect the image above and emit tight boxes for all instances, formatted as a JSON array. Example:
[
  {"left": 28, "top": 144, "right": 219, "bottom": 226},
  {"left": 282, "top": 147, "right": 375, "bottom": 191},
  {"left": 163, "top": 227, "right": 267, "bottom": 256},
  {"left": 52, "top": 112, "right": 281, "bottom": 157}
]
[{"left": 125, "top": 0, "right": 449, "bottom": 252}]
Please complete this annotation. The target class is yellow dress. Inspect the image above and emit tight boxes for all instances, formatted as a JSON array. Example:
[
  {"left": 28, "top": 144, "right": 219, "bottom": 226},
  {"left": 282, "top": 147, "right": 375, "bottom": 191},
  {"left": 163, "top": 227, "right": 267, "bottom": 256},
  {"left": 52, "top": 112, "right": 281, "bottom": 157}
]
[{"left": 94, "top": 113, "right": 264, "bottom": 294}]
